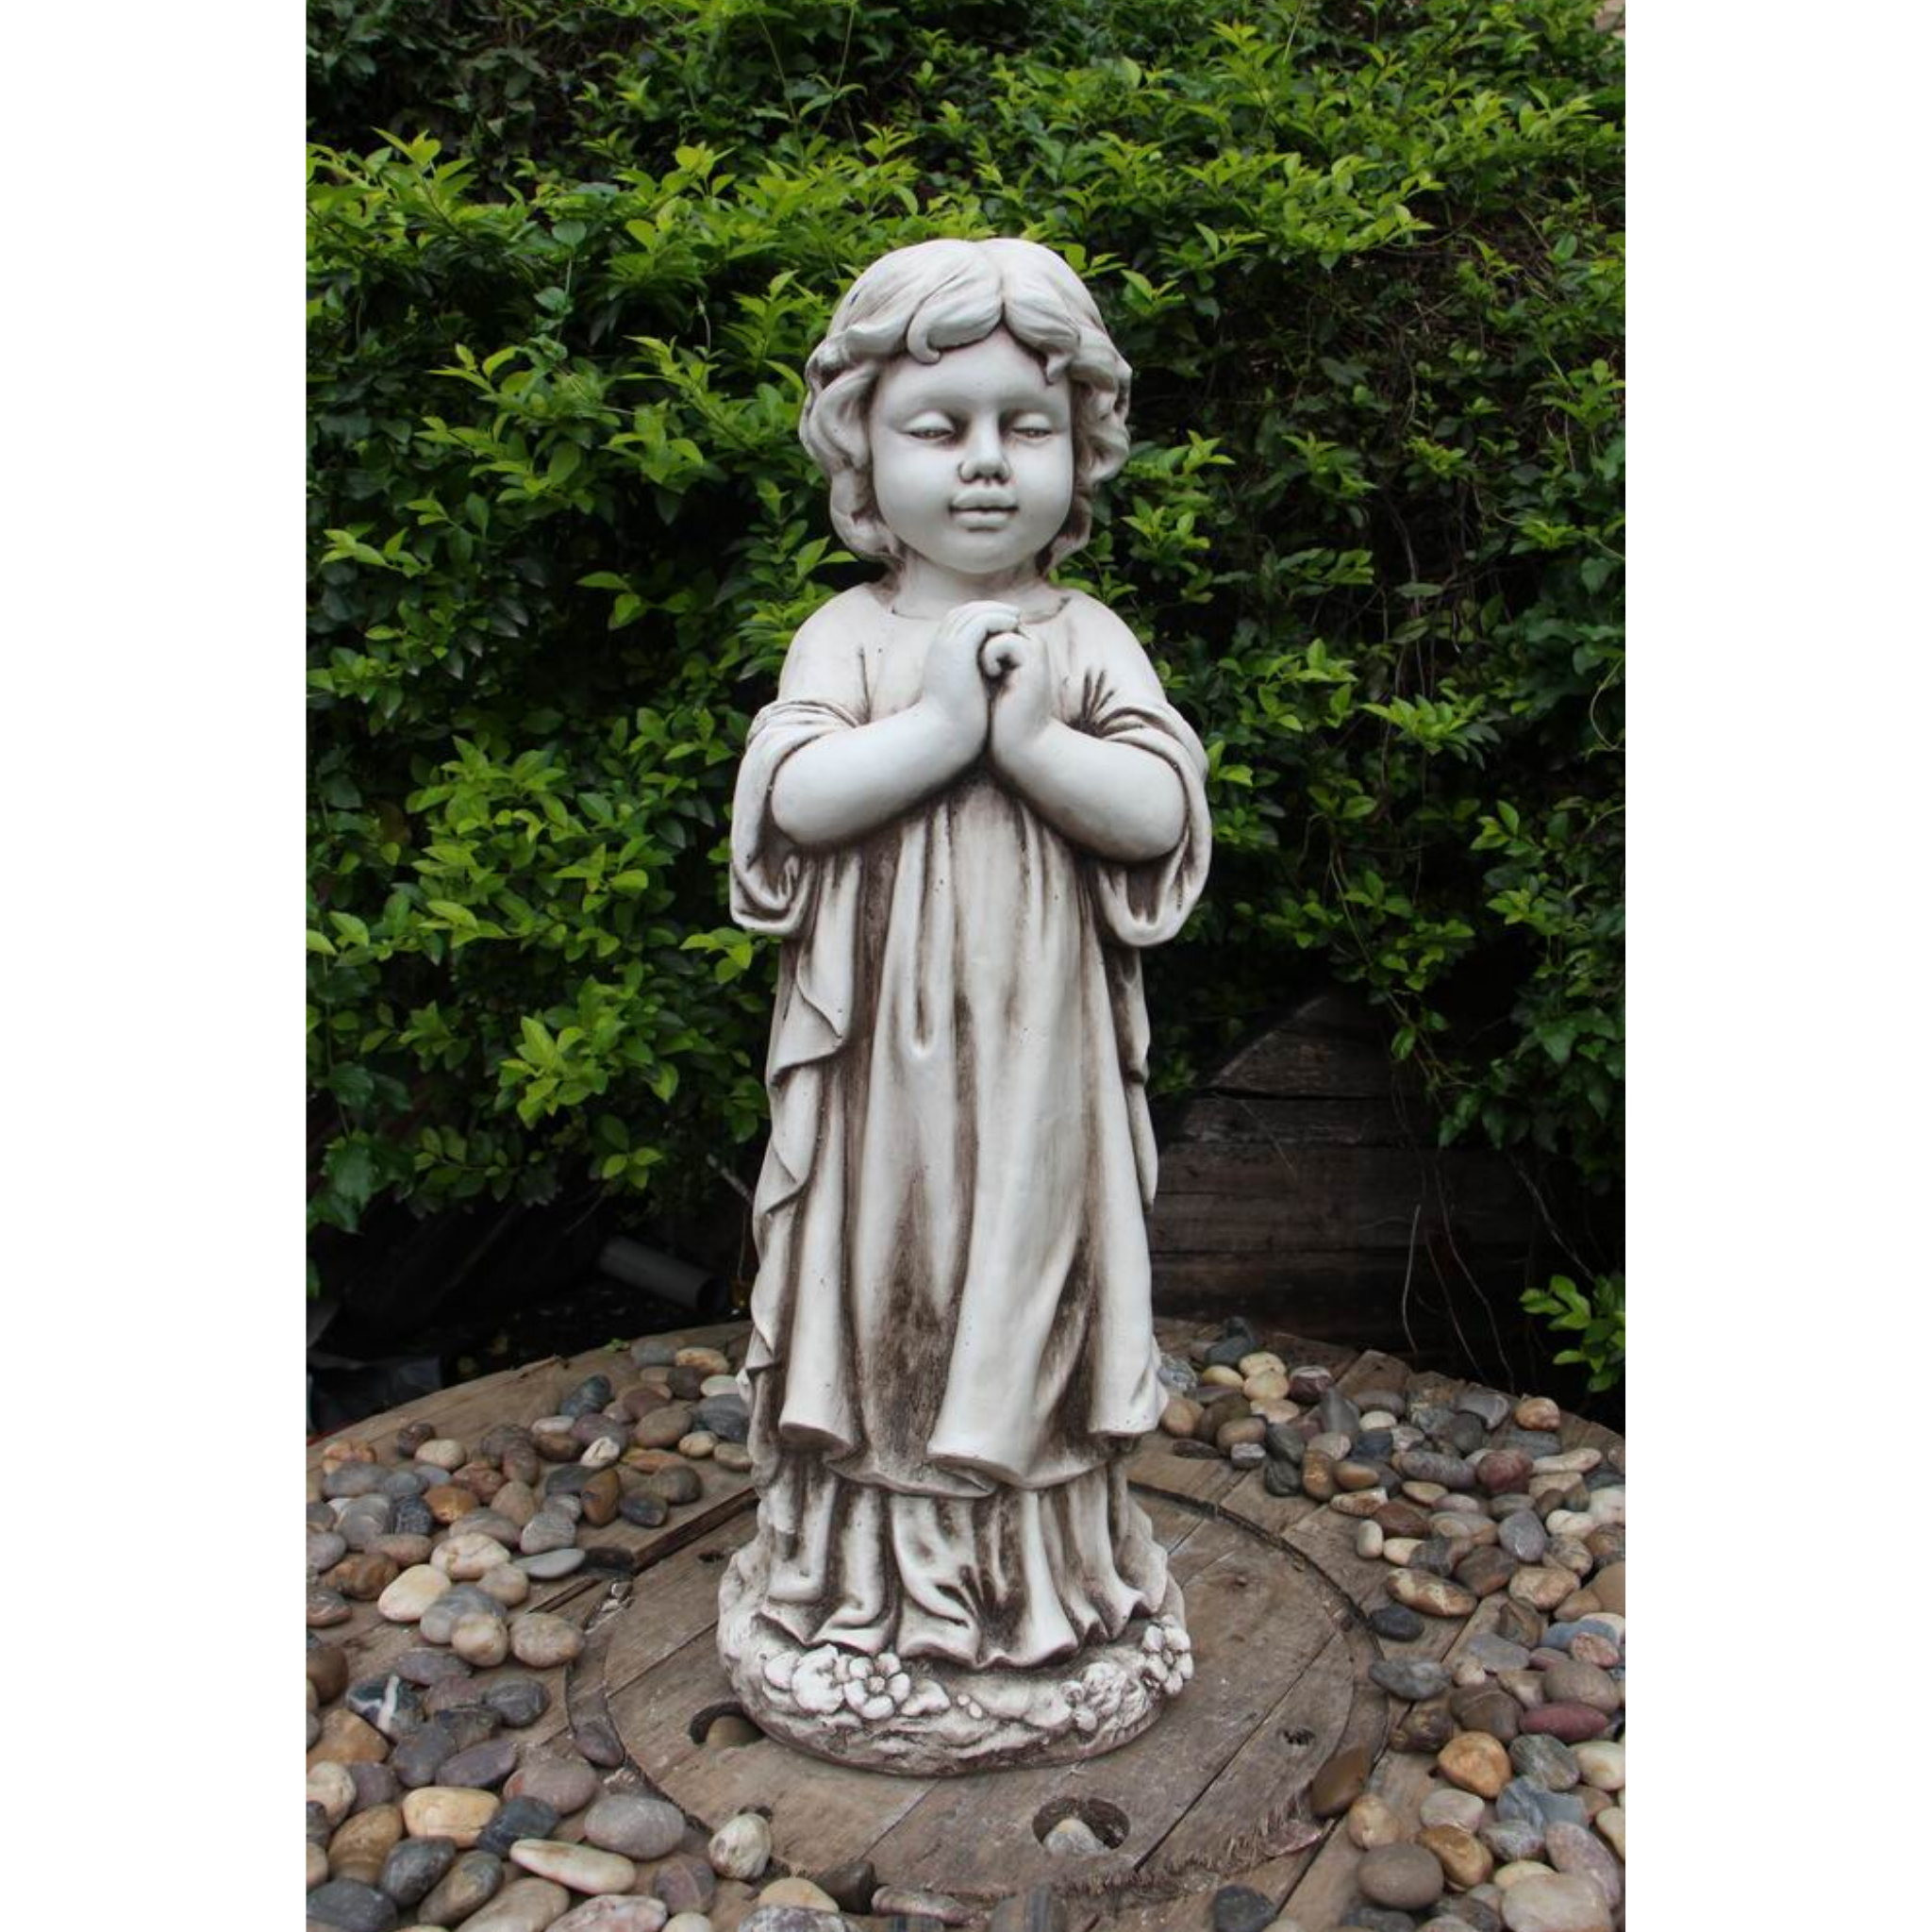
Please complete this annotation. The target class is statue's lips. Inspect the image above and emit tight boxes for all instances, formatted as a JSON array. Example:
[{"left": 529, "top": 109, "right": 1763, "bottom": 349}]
[{"left": 952, "top": 504, "right": 1017, "bottom": 523}]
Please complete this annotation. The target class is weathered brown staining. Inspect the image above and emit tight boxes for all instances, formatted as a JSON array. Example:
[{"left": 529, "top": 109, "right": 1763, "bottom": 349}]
[{"left": 718, "top": 239, "right": 1211, "bottom": 1772}]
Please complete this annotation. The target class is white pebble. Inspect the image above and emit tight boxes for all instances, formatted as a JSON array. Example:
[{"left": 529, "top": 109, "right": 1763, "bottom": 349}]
[
  {"left": 307, "top": 1761, "right": 356, "bottom": 1827},
  {"left": 708, "top": 1810, "right": 771, "bottom": 1880}
]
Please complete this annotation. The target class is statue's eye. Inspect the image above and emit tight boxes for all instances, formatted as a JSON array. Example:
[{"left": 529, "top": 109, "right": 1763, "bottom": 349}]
[{"left": 907, "top": 422, "right": 954, "bottom": 441}]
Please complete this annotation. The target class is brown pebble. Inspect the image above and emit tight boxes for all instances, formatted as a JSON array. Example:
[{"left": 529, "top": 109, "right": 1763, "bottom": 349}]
[
  {"left": 1419, "top": 1823, "right": 1493, "bottom": 1890},
  {"left": 325, "top": 1553, "right": 400, "bottom": 1602},
  {"left": 1375, "top": 1501, "right": 1432, "bottom": 1540},
  {"left": 453, "top": 1461, "right": 507, "bottom": 1503},
  {"left": 1453, "top": 1547, "right": 1518, "bottom": 1598},
  {"left": 424, "top": 1484, "right": 480, "bottom": 1525},
  {"left": 1448, "top": 1685, "right": 1521, "bottom": 1744},
  {"left": 308, "top": 1644, "right": 349, "bottom": 1705},
  {"left": 1308, "top": 1743, "right": 1372, "bottom": 1818},
  {"left": 1589, "top": 1561, "right": 1624, "bottom": 1614},
  {"left": 579, "top": 1469, "right": 623, "bottom": 1527},
  {"left": 327, "top": 1803, "right": 402, "bottom": 1886},
  {"left": 630, "top": 1405, "right": 693, "bottom": 1450},
  {"left": 1391, "top": 1697, "right": 1457, "bottom": 1755},
  {"left": 641, "top": 1852, "right": 717, "bottom": 1914},
  {"left": 1437, "top": 1729, "right": 1510, "bottom": 1797},
  {"left": 308, "top": 1586, "right": 352, "bottom": 1628},
  {"left": 308, "top": 1708, "right": 390, "bottom": 1770}
]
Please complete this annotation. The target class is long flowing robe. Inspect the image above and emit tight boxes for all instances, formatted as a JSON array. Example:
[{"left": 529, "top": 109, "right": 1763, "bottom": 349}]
[{"left": 728, "top": 582, "right": 1210, "bottom": 1669}]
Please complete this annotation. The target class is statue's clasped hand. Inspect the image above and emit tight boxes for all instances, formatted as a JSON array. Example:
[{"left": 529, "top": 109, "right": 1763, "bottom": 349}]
[{"left": 979, "top": 624, "right": 1054, "bottom": 773}]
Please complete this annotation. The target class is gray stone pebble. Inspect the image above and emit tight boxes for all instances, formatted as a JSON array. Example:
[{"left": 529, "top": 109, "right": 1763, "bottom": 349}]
[
  {"left": 305, "top": 1879, "right": 399, "bottom": 1932},
  {"left": 1496, "top": 1776, "right": 1587, "bottom": 1830},
  {"left": 477, "top": 1794, "right": 560, "bottom": 1856},
  {"left": 519, "top": 1509, "right": 578, "bottom": 1557},
  {"left": 417, "top": 1849, "right": 505, "bottom": 1924},
  {"left": 1497, "top": 1509, "right": 1548, "bottom": 1562},
  {"left": 391, "top": 1496, "right": 435, "bottom": 1539},
  {"left": 1478, "top": 1818, "right": 1543, "bottom": 1863},
  {"left": 481, "top": 1676, "right": 550, "bottom": 1728},
  {"left": 345, "top": 1675, "right": 425, "bottom": 1740},
  {"left": 1317, "top": 1387, "right": 1362, "bottom": 1440},
  {"left": 1355, "top": 1388, "right": 1407, "bottom": 1418},
  {"left": 506, "top": 1755, "right": 600, "bottom": 1814},
  {"left": 1463, "top": 1634, "right": 1532, "bottom": 1673},
  {"left": 516, "top": 1548, "right": 587, "bottom": 1579},
  {"left": 392, "top": 1709, "right": 501, "bottom": 1788},
  {"left": 1435, "top": 1412, "right": 1488, "bottom": 1457},
  {"left": 1208, "top": 1884, "right": 1275, "bottom": 1932},
  {"left": 1426, "top": 1900, "right": 1501, "bottom": 1932},
  {"left": 694, "top": 1392, "right": 751, "bottom": 1442},
  {"left": 308, "top": 1530, "right": 349, "bottom": 1573},
  {"left": 619, "top": 1492, "right": 670, "bottom": 1529},
  {"left": 583, "top": 1790, "right": 687, "bottom": 1860},
  {"left": 1392, "top": 1449, "right": 1474, "bottom": 1490},
  {"left": 1509, "top": 1733, "right": 1581, "bottom": 1790},
  {"left": 639, "top": 1465, "right": 701, "bottom": 1505},
  {"left": 1370, "top": 1658, "right": 1451, "bottom": 1701},
  {"left": 438, "top": 1737, "right": 519, "bottom": 1789},
  {"left": 419, "top": 1584, "right": 507, "bottom": 1644},
  {"left": 379, "top": 1837, "right": 456, "bottom": 1907},
  {"left": 393, "top": 1648, "right": 473, "bottom": 1689},
  {"left": 347, "top": 1763, "right": 400, "bottom": 1813},
  {"left": 323, "top": 1463, "right": 388, "bottom": 1500},
  {"left": 1456, "top": 1389, "right": 1513, "bottom": 1429},
  {"left": 558, "top": 1374, "right": 613, "bottom": 1420},
  {"left": 1367, "top": 1605, "right": 1425, "bottom": 1642}
]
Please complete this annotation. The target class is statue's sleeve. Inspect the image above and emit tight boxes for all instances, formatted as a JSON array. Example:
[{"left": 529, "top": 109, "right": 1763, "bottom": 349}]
[
  {"left": 1073, "top": 613, "right": 1212, "bottom": 950},
  {"left": 728, "top": 613, "right": 868, "bottom": 1081}
]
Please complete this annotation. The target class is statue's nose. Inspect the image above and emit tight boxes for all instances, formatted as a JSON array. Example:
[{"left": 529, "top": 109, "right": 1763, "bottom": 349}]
[{"left": 959, "top": 420, "right": 1009, "bottom": 479}]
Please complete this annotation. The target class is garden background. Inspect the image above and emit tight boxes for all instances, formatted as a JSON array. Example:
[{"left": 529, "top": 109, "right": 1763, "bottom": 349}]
[{"left": 307, "top": 0, "right": 1624, "bottom": 1420}]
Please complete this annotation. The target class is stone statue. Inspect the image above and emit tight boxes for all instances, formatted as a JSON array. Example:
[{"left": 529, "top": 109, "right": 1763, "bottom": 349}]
[{"left": 718, "top": 237, "right": 1211, "bottom": 1774}]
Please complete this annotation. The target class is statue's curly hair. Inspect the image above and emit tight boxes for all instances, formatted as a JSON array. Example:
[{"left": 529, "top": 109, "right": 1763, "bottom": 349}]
[{"left": 798, "top": 237, "right": 1133, "bottom": 575}]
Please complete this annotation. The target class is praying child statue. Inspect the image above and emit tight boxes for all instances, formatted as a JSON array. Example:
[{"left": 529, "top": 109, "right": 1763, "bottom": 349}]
[{"left": 718, "top": 237, "right": 1211, "bottom": 1773}]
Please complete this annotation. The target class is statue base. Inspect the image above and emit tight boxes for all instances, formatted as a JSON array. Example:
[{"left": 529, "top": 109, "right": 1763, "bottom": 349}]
[{"left": 716, "top": 1532, "right": 1191, "bottom": 1777}]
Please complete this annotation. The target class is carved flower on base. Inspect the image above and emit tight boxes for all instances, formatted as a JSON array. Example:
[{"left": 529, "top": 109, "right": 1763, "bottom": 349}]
[{"left": 1138, "top": 1620, "right": 1193, "bottom": 1697}]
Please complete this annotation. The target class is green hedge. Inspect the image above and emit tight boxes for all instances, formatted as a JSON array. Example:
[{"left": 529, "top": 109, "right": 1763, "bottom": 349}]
[{"left": 308, "top": 0, "right": 1624, "bottom": 1265}]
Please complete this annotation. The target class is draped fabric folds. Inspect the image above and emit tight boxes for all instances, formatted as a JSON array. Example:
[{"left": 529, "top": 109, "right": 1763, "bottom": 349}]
[{"left": 728, "top": 586, "right": 1209, "bottom": 1668}]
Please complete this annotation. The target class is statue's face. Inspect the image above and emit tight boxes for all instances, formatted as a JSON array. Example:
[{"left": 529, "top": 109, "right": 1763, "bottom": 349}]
[{"left": 866, "top": 326, "right": 1075, "bottom": 578}]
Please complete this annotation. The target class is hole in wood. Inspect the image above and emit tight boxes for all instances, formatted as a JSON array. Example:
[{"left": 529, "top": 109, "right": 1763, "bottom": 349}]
[
  {"left": 697, "top": 1550, "right": 727, "bottom": 1565},
  {"left": 1031, "top": 1797, "right": 1130, "bottom": 1851},
  {"left": 1280, "top": 1724, "right": 1316, "bottom": 1749},
  {"left": 688, "top": 1701, "right": 765, "bottom": 1749}
]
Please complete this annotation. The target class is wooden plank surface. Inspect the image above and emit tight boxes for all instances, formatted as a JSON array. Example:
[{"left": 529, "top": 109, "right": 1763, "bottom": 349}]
[{"left": 307, "top": 1317, "right": 1624, "bottom": 1928}]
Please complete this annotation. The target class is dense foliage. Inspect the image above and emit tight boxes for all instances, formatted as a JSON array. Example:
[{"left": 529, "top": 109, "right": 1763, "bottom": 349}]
[{"left": 308, "top": 0, "right": 1624, "bottom": 1281}]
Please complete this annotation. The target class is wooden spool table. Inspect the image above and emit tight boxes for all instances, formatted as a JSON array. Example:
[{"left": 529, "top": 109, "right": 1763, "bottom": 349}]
[{"left": 308, "top": 1319, "right": 1623, "bottom": 1930}]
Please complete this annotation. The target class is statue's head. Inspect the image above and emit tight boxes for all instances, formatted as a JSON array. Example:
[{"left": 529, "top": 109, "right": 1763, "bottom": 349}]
[{"left": 798, "top": 237, "right": 1132, "bottom": 576}]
